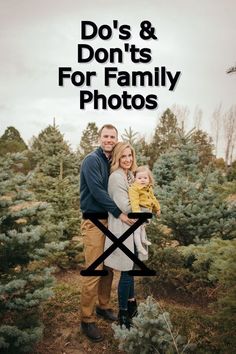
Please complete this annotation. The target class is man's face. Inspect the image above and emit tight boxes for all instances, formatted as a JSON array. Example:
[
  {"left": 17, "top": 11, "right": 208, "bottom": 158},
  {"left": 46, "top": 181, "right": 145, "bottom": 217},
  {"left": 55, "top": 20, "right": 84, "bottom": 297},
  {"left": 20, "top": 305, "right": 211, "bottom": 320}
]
[{"left": 98, "top": 128, "right": 118, "bottom": 153}]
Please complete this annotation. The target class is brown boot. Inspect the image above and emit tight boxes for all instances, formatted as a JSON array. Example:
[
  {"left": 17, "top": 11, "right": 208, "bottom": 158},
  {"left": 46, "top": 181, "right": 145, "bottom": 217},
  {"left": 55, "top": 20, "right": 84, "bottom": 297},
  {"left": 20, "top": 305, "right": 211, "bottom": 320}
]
[{"left": 80, "top": 322, "right": 104, "bottom": 342}]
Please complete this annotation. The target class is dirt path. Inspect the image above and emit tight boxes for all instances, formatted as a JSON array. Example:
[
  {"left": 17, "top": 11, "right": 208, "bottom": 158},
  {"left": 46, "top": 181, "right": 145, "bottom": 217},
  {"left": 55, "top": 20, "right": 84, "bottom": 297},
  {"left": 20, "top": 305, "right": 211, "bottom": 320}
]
[{"left": 35, "top": 269, "right": 124, "bottom": 354}]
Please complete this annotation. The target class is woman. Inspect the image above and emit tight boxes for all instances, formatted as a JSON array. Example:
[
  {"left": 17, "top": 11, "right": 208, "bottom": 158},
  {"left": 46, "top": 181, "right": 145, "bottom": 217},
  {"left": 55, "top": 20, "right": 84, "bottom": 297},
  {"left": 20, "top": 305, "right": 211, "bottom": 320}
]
[{"left": 104, "top": 142, "right": 144, "bottom": 328}]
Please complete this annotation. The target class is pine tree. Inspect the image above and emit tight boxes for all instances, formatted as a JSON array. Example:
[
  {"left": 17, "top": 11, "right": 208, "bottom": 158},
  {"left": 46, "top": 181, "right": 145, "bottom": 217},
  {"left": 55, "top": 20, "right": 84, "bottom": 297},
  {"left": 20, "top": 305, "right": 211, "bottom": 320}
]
[
  {"left": 148, "top": 109, "right": 179, "bottom": 168},
  {"left": 0, "top": 127, "right": 28, "bottom": 156},
  {"left": 113, "top": 296, "right": 194, "bottom": 354},
  {"left": 0, "top": 153, "right": 57, "bottom": 353},
  {"left": 0, "top": 127, "right": 31, "bottom": 174},
  {"left": 77, "top": 122, "right": 99, "bottom": 164},
  {"left": 227, "top": 159, "right": 236, "bottom": 181},
  {"left": 153, "top": 141, "right": 236, "bottom": 245},
  {"left": 153, "top": 142, "right": 200, "bottom": 187},
  {"left": 156, "top": 177, "right": 235, "bottom": 245},
  {"left": 29, "top": 125, "right": 81, "bottom": 266},
  {"left": 31, "top": 125, "right": 78, "bottom": 178},
  {"left": 121, "top": 126, "right": 139, "bottom": 145},
  {"left": 133, "top": 138, "right": 150, "bottom": 166},
  {"left": 191, "top": 129, "right": 214, "bottom": 169},
  {"left": 181, "top": 238, "right": 236, "bottom": 351}
]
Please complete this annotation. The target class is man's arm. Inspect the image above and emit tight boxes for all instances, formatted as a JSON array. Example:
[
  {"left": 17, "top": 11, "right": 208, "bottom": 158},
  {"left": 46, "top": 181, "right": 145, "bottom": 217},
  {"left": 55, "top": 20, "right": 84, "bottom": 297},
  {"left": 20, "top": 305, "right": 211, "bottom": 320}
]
[
  {"left": 108, "top": 172, "right": 135, "bottom": 225},
  {"left": 82, "top": 156, "right": 121, "bottom": 218}
]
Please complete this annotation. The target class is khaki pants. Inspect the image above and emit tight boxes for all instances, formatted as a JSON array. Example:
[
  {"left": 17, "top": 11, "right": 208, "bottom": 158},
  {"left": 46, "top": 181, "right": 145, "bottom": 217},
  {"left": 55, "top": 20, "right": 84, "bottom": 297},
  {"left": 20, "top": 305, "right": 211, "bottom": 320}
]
[{"left": 80, "top": 219, "right": 113, "bottom": 323}]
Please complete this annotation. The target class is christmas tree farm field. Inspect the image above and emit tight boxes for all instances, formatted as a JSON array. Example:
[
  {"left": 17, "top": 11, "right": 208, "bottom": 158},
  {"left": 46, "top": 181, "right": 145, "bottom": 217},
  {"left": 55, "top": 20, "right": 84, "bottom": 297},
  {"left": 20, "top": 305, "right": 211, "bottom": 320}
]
[
  {"left": 33, "top": 269, "right": 231, "bottom": 354},
  {"left": 34, "top": 269, "right": 124, "bottom": 354}
]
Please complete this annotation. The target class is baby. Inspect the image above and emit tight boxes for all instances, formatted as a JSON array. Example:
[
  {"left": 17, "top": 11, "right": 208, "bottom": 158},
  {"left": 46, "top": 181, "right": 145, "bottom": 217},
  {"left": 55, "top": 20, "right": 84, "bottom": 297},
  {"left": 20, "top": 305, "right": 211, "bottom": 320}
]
[{"left": 129, "top": 165, "right": 161, "bottom": 256}]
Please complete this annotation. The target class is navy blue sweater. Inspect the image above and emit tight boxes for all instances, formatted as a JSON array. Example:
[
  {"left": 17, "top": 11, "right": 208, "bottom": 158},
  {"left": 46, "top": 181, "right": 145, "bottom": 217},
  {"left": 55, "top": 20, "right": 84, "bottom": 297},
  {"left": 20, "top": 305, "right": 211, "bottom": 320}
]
[{"left": 80, "top": 147, "right": 122, "bottom": 218}]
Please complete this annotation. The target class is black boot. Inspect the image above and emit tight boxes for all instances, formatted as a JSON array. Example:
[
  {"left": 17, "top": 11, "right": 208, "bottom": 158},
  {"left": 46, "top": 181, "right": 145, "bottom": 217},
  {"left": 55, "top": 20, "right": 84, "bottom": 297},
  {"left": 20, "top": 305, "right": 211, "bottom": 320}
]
[
  {"left": 118, "top": 309, "right": 132, "bottom": 329},
  {"left": 127, "top": 299, "right": 138, "bottom": 318},
  {"left": 80, "top": 322, "right": 104, "bottom": 342}
]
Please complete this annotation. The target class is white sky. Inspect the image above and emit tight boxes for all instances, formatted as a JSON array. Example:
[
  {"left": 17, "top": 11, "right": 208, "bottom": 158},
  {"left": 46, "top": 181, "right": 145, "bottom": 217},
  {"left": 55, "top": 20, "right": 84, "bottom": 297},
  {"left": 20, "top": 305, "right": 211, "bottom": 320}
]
[{"left": 0, "top": 0, "right": 235, "bottom": 157}]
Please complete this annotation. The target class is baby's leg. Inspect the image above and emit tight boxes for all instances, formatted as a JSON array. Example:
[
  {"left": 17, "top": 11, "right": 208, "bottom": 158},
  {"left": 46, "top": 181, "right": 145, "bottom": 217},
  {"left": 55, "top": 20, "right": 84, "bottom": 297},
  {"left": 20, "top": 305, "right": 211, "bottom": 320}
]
[
  {"left": 134, "top": 227, "right": 148, "bottom": 256},
  {"left": 140, "top": 225, "right": 151, "bottom": 246}
]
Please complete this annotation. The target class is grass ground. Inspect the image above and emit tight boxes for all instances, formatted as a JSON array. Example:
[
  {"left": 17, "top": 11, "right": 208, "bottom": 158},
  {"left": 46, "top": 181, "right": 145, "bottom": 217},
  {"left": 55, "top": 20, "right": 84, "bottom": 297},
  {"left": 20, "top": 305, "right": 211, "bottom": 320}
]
[
  {"left": 35, "top": 269, "right": 125, "bottom": 354},
  {"left": 34, "top": 267, "right": 226, "bottom": 354}
]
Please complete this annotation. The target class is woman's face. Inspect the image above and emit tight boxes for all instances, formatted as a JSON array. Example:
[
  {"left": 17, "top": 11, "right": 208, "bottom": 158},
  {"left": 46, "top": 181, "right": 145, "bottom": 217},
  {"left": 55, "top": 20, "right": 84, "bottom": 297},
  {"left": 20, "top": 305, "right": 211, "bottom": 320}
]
[{"left": 119, "top": 147, "right": 133, "bottom": 171}]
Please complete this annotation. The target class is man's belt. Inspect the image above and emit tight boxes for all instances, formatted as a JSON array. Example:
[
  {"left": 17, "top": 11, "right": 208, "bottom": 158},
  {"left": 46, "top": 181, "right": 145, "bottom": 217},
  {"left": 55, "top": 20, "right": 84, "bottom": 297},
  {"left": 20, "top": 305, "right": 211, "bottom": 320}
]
[{"left": 82, "top": 212, "right": 108, "bottom": 219}]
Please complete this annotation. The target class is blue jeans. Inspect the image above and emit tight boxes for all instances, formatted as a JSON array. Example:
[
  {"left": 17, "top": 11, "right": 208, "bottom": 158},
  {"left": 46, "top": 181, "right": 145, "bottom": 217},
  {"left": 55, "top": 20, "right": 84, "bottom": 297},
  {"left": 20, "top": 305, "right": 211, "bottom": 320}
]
[{"left": 118, "top": 271, "right": 135, "bottom": 310}]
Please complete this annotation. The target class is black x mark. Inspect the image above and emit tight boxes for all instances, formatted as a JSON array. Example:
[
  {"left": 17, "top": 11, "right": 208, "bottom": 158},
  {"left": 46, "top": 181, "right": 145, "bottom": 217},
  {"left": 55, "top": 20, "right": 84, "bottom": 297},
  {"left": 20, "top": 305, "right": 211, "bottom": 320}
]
[{"left": 80, "top": 212, "right": 156, "bottom": 277}]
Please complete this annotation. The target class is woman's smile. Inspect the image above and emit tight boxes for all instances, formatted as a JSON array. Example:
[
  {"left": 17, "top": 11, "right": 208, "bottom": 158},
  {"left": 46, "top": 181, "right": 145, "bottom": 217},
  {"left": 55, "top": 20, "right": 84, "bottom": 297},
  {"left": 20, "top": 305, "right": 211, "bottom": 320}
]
[{"left": 119, "top": 147, "right": 133, "bottom": 171}]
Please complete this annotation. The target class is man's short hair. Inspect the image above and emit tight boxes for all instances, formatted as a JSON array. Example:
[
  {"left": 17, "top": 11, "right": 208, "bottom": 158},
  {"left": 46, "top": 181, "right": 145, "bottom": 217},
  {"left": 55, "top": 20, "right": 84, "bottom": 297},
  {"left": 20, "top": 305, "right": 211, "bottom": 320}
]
[{"left": 98, "top": 124, "right": 118, "bottom": 137}]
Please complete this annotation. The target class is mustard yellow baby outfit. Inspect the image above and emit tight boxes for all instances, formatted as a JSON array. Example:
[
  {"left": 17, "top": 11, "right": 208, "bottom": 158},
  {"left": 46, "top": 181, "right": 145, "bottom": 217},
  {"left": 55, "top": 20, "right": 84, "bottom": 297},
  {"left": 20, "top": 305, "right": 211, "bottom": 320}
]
[{"left": 129, "top": 182, "right": 161, "bottom": 213}]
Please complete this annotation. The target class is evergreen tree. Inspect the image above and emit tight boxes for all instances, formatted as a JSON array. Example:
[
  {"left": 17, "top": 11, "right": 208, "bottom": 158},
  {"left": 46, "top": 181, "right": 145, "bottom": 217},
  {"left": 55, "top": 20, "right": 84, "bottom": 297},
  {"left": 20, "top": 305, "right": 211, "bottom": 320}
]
[
  {"left": 77, "top": 122, "right": 99, "bottom": 164},
  {"left": 191, "top": 129, "right": 215, "bottom": 169},
  {"left": 113, "top": 296, "right": 194, "bottom": 354},
  {"left": 121, "top": 126, "right": 139, "bottom": 145},
  {"left": 133, "top": 138, "right": 150, "bottom": 166},
  {"left": 227, "top": 159, "right": 236, "bottom": 181},
  {"left": 153, "top": 142, "right": 235, "bottom": 245},
  {"left": 0, "top": 127, "right": 31, "bottom": 174},
  {"left": 31, "top": 125, "right": 78, "bottom": 178},
  {"left": 46, "top": 173, "right": 80, "bottom": 239},
  {"left": 213, "top": 157, "right": 226, "bottom": 171},
  {"left": 153, "top": 143, "right": 200, "bottom": 187},
  {"left": 0, "top": 153, "right": 57, "bottom": 353},
  {"left": 156, "top": 177, "right": 235, "bottom": 245},
  {"left": 29, "top": 125, "right": 80, "bottom": 265},
  {"left": 181, "top": 238, "right": 236, "bottom": 351},
  {"left": 148, "top": 109, "right": 179, "bottom": 168},
  {"left": 0, "top": 127, "right": 27, "bottom": 156}
]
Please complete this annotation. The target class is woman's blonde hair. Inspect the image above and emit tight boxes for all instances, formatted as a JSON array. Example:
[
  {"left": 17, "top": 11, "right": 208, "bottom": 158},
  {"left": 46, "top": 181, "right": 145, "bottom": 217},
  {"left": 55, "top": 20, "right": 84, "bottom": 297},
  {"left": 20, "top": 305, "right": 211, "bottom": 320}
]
[
  {"left": 134, "top": 165, "right": 155, "bottom": 185},
  {"left": 110, "top": 142, "right": 137, "bottom": 173}
]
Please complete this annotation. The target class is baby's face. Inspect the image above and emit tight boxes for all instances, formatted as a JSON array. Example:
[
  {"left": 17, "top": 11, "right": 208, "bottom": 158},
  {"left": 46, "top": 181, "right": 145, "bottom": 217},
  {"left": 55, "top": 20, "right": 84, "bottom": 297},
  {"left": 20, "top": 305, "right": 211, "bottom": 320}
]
[{"left": 135, "top": 171, "right": 149, "bottom": 186}]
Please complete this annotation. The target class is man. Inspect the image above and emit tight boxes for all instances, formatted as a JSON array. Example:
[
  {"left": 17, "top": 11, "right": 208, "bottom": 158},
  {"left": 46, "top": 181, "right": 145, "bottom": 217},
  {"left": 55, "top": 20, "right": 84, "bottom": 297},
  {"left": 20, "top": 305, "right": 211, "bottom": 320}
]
[{"left": 80, "top": 124, "right": 133, "bottom": 342}]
